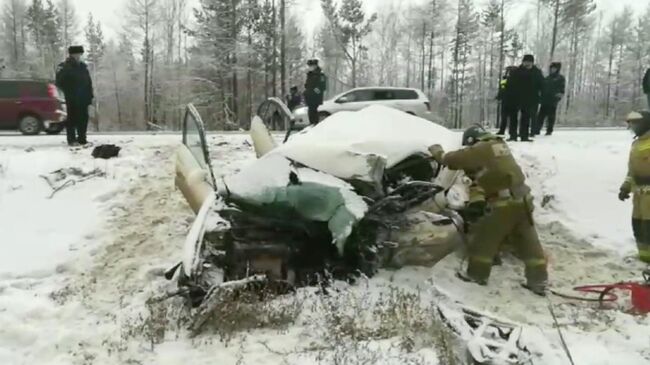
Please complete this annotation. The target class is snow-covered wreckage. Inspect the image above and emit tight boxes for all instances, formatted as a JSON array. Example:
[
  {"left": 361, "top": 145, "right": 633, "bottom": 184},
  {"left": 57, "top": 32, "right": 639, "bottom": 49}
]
[{"left": 168, "top": 104, "right": 478, "bottom": 327}]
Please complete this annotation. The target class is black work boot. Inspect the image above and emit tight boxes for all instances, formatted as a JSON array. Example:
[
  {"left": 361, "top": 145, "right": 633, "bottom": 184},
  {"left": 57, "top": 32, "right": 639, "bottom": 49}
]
[
  {"left": 456, "top": 271, "right": 487, "bottom": 286},
  {"left": 522, "top": 282, "right": 547, "bottom": 297}
]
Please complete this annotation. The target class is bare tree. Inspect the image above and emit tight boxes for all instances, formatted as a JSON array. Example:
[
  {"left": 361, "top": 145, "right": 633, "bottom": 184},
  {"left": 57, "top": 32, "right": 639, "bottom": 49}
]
[
  {"left": 126, "top": 0, "right": 159, "bottom": 123},
  {"left": 603, "top": 8, "right": 631, "bottom": 118},
  {"left": 2, "top": 0, "right": 28, "bottom": 70},
  {"left": 57, "top": 0, "right": 77, "bottom": 48}
]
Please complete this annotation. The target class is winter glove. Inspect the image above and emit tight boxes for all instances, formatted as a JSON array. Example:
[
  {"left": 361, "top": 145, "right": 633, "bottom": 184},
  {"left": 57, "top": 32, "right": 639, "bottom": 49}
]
[
  {"left": 619, "top": 188, "right": 631, "bottom": 201},
  {"left": 428, "top": 144, "right": 445, "bottom": 163},
  {"left": 464, "top": 200, "right": 487, "bottom": 223}
]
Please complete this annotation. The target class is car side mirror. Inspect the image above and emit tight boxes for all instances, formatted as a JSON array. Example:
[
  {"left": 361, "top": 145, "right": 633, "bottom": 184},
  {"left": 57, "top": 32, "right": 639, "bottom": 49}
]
[{"left": 337, "top": 96, "right": 349, "bottom": 103}]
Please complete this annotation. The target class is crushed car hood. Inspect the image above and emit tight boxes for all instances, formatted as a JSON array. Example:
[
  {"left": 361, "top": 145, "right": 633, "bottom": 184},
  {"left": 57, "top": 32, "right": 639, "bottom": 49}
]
[{"left": 270, "top": 105, "right": 460, "bottom": 183}]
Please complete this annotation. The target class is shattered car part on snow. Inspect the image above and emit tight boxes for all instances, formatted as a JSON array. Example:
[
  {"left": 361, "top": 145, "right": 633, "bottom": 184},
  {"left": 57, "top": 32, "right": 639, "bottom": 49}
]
[
  {"left": 166, "top": 103, "right": 474, "bottom": 326},
  {"left": 438, "top": 303, "right": 533, "bottom": 365},
  {"left": 39, "top": 167, "right": 105, "bottom": 198}
]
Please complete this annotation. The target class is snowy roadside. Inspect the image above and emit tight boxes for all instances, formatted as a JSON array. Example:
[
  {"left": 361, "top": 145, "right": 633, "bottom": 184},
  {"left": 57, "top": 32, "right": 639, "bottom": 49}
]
[{"left": 0, "top": 131, "right": 648, "bottom": 365}]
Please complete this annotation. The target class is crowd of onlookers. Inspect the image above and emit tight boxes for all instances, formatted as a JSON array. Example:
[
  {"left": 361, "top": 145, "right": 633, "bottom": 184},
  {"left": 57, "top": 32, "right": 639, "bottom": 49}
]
[{"left": 496, "top": 54, "right": 565, "bottom": 142}]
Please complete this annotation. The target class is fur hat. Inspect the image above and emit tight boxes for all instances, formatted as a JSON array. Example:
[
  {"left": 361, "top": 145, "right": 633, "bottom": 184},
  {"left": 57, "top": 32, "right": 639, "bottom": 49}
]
[
  {"left": 522, "top": 54, "right": 534, "bottom": 63},
  {"left": 306, "top": 59, "right": 319, "bottom": 66},
  {"left": 550, "top": 62, "right": 562, "bottom": 71},
  {"left": 68, "top": 46, "right": 84, "bottom": 54}
]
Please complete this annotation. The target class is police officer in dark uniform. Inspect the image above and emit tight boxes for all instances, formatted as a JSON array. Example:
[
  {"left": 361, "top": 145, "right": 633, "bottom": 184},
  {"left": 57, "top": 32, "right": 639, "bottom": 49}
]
[
  {"left": 304, "top": 59, "right": 327, "bottom": 125},
  {"left": 534, "top": 62, "right": 565, "bottom": 136},
  {"left": 56, "top": 45, "right": 94, "bottom": 146}
]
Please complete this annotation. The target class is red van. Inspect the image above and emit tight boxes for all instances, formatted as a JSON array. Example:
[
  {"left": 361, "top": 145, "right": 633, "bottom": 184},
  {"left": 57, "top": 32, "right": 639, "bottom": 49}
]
[{"left": 0, "top": 79, "right": 67, "bottom": 135}]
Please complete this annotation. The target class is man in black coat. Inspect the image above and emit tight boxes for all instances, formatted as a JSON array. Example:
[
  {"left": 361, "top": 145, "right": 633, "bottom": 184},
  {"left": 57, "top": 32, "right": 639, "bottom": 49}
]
[
  {"left": 643, "top": 68, "right": 650, "bottom": 109},
  {"left": 496, "top": 66, "right": 518, "bottom": 138},
  {"left": 303, "top": 59, "right": 327, "bottom": 125},
  {"left": 56, "top": 46, "right": 94, "bottom": 146},
  {"left": 286, "top": 86, "right": 302, "bottom": 112},
  {"left": 507, "top": 54, "right": 544, "bottom": 142},
  {"left": 534, "top": 62, "right": 565, "bottom": 136}
]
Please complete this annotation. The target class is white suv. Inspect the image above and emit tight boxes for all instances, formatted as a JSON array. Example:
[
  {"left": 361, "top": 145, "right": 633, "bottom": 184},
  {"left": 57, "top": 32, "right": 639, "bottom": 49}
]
[{"left": 293, "top": 87, "right": 433, "bottom": 127}]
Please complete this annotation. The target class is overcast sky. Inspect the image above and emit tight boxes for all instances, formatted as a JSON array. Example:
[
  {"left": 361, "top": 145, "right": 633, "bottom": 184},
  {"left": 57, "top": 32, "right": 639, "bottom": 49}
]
[{"left": 67, "top": 0, "right": 648, "bottom": 42}]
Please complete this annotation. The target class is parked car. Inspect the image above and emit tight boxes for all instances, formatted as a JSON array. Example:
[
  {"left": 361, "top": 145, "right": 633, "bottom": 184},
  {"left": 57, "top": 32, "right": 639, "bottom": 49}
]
[
  {"left": 293, "top": 87, "right": 433, "bottom": 127},
  {"left": 0, "top": 79, "right": 67, "bottom": 135}
]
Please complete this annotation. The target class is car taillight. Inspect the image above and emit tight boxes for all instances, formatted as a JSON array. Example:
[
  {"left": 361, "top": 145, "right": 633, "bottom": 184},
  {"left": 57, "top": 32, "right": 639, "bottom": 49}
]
[
  {"left": 424, "top": 101, "right": 431, "bottom": 111},
  {"left": 47, "top": 83, "right": 57, "bottom": 98}
]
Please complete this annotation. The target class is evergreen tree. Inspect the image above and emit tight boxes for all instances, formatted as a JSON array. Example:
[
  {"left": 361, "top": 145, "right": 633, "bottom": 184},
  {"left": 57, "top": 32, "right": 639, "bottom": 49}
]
[
  {"left": 321, "top": 0, "right": 377, "bottom": 87},
  {"left": 84, "top": 14, "right": 105, "bottom": 70}
]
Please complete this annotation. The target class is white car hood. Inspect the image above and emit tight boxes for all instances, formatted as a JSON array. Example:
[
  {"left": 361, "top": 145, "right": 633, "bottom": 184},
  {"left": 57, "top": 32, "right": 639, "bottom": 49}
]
[{"left": 271, "top": 105, "right": 459, "bottom": 182}]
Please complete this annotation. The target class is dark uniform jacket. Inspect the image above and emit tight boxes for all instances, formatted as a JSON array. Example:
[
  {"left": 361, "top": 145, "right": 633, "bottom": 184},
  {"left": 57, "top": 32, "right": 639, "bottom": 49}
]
[
  {"left": 643, "top": 69, "right": 650, "bottom": 95},
  {"left": 304, "top": 67, "right": 327, "bottom": 106},
  {"left": 56, "top": 58, "right": 94, "bottom": 107},
  {"left": 541, "top": 71, "right": 566, "bottom": 106},
  {"left": 287, "top": 92, "right": 302, "bottom": 111},
  {"left": 508, "top": 65, "right": 544, "bottom": 108}
]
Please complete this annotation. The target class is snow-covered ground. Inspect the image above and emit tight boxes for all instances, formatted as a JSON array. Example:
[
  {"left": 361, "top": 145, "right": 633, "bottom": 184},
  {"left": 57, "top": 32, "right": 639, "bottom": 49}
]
[{"left": 0, "top": 131, "right": 648, "bottom": 365}]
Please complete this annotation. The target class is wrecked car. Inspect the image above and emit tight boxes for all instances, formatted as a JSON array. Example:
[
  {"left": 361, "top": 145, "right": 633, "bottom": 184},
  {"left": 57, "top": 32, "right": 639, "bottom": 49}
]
[{"left": 167, "top": 103, "right": 470, "bottom": 312}]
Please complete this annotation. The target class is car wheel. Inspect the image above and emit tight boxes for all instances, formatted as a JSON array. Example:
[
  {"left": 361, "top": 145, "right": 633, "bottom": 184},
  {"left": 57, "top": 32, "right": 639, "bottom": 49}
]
[
  {"left": 318, "top": 112, "right": 330, "bottom": 122},
  {"left": 18, "top": 115, "right": 42, "bottom": 135},
  {"left": 45, "top": 123, "right": 65, "bottom": 135}
]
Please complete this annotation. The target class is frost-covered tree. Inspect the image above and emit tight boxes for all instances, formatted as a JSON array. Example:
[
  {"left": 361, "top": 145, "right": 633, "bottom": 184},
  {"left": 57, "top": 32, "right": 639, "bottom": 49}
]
[
  {"left": 84, "top": 14, "right": 105, "bottom": 70},
  {"left": 602, "top": 7, "right": 632, "bottom": 118},
  {"left": 1, "top": 0, "right": 28, "bottom": 72},
  {"left": 449, "top": 0, "right": 478, "bottom": 128},
  {"left": 57, "top": 0, "right": 77, "bottom": 48},
  {"left": 321, "top": 0, "right": 377, "bottom": 87}
]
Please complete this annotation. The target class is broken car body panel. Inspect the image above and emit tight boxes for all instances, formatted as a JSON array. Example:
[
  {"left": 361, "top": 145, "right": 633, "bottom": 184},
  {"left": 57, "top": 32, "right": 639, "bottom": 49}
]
[{"left": 172, "top": 103, "right": 468, "bottom": 304}]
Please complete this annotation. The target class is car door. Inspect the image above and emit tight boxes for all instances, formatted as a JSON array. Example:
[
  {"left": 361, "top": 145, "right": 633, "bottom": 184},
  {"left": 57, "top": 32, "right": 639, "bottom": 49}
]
[
  {"left": 390, "top": 89, "right": 421, "bottom": 114},
  {"left": 333, "top": 89, "right": 374, "bottom": 112},
  {"left": 175, "top": 104, "right": 217, "bottom": 214},
  {"left": 367, "top": 89, "right": 398, "bottom": 109},
  {"left": 0, "top": 81, "right": 20, "bottom": 127}
]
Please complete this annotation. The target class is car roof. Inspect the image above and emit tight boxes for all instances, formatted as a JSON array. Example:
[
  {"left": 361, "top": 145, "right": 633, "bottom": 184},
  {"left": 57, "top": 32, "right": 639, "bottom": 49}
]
[
  {"left": 0, "top": 79, "right": 52, "bottom": 84},
  {"left": 351, "top": 86, "right": 422, "bottom": 91}
]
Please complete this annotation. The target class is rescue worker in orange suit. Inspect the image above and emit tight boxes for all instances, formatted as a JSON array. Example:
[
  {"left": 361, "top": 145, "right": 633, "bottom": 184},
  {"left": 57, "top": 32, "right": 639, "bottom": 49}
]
[
  {"left": 430, "top": 125, "right": 549, "bottom": 295},
  {"left": 619, "top": 111, "right": 650, "bottom": 263}
]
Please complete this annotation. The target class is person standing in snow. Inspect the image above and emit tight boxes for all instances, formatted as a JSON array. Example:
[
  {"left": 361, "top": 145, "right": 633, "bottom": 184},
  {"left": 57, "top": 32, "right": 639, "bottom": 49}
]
[
  {"left": 507, "top": 54, "right": 544, "bottom": 142},
  {"left": 619, "top": 111, "right": 650, "bottom": 264},
  {"left": 56, "top": 46, "right": 94, "bottom": 147},
  {"left": 286, "top": 86, "right": 302, "bottom": 112},
  {"left": 429, "top": 125, "right": 548, "bottom": 296},
  {"left": 642, "top": 68, "right": 650, "bottom": 109},
  {"left": 496, "top": 66, "right": 518, "bottom": 138},
  {"left": 533, "top": 62, "right": 565, "bottom": 136},
  {"left": 304, "top": 59, "right": 327, "bottom": 125}
]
